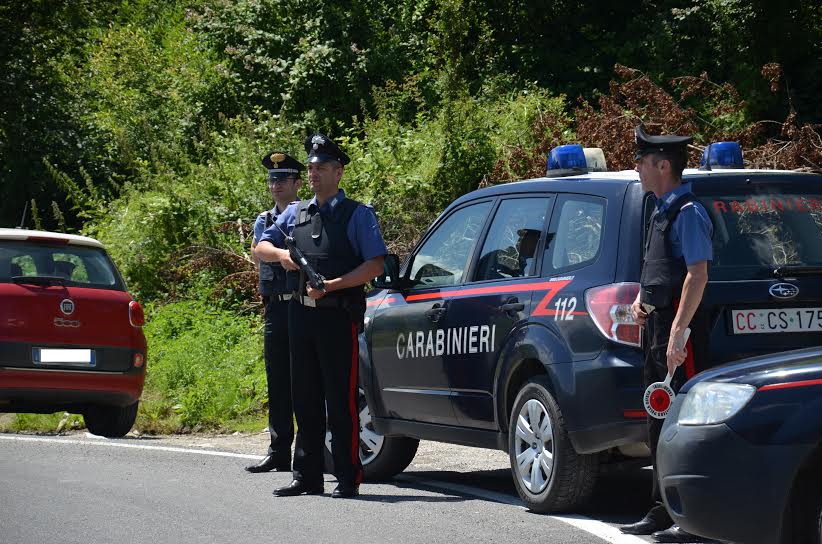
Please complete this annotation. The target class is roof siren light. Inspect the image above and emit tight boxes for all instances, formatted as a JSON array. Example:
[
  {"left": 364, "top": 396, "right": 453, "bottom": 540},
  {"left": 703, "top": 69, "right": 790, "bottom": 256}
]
[
  {"left": 583, "top": 148, "right": 607, "bottom": 172},
  {"left": 548, "top": 144, "right": 586, "bottom": 170},
  {"left": 547, "top": 144, "right": 588, "bottom": 177},
  {"left": 700, "top": 141, "right": 743, "bottom": 169}
]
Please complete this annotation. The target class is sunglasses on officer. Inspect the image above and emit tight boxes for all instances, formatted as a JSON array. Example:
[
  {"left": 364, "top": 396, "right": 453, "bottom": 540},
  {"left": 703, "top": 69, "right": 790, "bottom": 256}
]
[{"left": 268, "top": 176, "right": 298, "bottom": 186}]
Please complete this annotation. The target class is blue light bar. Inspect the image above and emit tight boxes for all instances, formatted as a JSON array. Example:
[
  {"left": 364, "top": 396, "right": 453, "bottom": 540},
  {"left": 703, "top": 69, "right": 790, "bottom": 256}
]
[
  {"left": 547, "top": 144, "right": 587, "bottom": 171},
  {"left": 701, "top": 141, "right": 743, "bottom": 168}
]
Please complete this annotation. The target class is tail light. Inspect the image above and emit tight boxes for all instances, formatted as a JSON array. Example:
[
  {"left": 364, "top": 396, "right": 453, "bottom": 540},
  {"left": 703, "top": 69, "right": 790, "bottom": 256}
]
[
  {"left": 133, "top": 353, "right": 145, "bottom": 368},
  {"left": 129, "top": 300, "right": 145, "bottom": 328},
  {"left": 585, "top": 282, "right": 642, "bottom": 347}
]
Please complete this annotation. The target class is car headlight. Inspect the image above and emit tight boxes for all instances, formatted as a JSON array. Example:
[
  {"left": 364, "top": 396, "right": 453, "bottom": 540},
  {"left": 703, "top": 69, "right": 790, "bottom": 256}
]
[{"left": 677, "top": 382, "right": 756, "bottom": 425}]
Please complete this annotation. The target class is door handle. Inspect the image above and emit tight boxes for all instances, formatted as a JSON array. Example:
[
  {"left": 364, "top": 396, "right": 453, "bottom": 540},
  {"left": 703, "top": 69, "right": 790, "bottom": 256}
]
[
  {"left": 424, "top": 303, "right": 446, "bottom": 322},
  {"left": 498, "top": 297, "right": 524, "bottom": 314}
]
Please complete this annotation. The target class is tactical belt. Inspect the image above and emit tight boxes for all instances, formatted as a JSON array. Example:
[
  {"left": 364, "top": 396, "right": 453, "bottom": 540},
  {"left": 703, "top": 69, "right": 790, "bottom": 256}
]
[
  {"left": 295, "top": 295, "right": 361, "bottom": 309},
  {"left": 264, "top": 294, "right": 292, "bottom": 303}
]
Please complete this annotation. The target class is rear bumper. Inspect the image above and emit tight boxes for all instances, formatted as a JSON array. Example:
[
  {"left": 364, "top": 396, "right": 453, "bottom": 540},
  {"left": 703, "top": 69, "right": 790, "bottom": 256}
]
[
  {"left": 0, "top": 367, "right": 144, "bottom": 411},
  {"left": 553, "top": 348, "right": 649, "bottom": 454}
]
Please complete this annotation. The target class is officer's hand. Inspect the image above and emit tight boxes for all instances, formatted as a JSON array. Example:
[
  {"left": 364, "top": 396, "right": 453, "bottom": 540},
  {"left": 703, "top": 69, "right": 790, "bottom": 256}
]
[
  {"left": 307, "top": 285, "right": 326, "bottom": 300},
  {"left": 631, "top": 300, "right": 647, "bottom": 326},
  {"left": 279, "top": 253, "right": 300, "bottom": 271},
  {"left": 666, "top": 332, "right": 688, "bottom": 376}
]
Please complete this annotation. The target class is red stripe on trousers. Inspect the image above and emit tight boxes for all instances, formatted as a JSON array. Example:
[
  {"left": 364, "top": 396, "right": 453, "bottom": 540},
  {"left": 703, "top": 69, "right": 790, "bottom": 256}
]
[
  {"left": 349, "top": 322, "right": 363, "bottom": 484},
  {"left": 672, "top": 298, "right": 696, "bottom": 378}
]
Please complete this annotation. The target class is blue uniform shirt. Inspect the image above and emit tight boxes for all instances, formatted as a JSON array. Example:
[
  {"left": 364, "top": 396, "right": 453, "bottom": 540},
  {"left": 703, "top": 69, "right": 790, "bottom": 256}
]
[
  {"left": 253, "top": 206, "right": 280, "bottom": 244},
  {"left": 260, "top": 189, "right": 388, "bottom": 262},
  {"left": 656, "top": 183, "right": 714, "bottom": 266}
]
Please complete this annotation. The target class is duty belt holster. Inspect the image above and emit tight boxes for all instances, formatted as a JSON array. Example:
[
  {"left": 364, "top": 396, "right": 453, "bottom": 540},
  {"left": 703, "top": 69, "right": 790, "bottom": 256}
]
[{"left": 296, "top": 294, "right": 366, "bottom": 333}]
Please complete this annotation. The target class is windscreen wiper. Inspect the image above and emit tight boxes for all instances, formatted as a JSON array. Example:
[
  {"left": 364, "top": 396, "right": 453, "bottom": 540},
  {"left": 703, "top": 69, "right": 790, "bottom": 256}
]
[
  {"left": 12, "top": 275, "right": 67, "bottom": 286},
  {"left": 773, "top": 266, "right": 822, "bottom": 278}
]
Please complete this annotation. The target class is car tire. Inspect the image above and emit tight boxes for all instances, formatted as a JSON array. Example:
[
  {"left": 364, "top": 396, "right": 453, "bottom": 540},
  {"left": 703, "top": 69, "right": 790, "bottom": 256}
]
[
  {"left": 324, "top": 389, "right": 419, "bottom": 481},
  {"left": 508, "top": 376, "right": 598, "bottom": 513},
  {"left": 84, "top": 402, "right": 138, "bottom": 438}
]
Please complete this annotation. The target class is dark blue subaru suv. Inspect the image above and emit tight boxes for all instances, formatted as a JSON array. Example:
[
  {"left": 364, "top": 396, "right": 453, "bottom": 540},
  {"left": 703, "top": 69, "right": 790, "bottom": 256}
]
[{"left": 344, "top": 147, "right": 822, "bottom": 512}]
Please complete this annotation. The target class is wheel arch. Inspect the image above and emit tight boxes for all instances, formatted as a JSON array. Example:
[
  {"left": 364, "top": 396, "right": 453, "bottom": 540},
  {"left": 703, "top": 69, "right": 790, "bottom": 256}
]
[{"left": 494, "top": 322, "right": 571, "bottom": 433}]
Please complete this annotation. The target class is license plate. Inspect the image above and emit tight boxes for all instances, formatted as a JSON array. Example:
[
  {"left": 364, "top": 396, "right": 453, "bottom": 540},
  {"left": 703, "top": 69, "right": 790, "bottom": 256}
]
[
  {"left": 32, "top": 348, "right": 96, "bottom": 367},
  {"left": 731, "top": 308, "right": 822, "bottom": 334}
]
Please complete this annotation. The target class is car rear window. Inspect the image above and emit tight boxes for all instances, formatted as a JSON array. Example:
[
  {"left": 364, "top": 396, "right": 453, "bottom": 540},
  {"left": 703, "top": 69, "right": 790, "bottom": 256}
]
[
  {"left": 0, "top": 241, "right": 125, "bottom": 290},
  {"left": 697, "top": 181, "right": 822, "bottom": 280}
]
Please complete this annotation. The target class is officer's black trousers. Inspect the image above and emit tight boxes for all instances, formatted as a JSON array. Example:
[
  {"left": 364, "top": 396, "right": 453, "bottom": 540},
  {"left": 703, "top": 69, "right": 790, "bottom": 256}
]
[
  {"left": 288, "top": 300, "right": 363, "bottom": 487},
  {"left": 263, "top": 298, "right": 295, "bottom": 459},
  {"left": 643, "top": 306, "right": 710, "bottom": 515}
]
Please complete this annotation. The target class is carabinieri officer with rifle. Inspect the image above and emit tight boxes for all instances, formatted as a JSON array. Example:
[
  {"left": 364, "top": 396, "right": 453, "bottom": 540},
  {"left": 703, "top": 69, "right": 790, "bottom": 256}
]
[{"left": 255, "top": 133, "right": 387, "bottom": 499}]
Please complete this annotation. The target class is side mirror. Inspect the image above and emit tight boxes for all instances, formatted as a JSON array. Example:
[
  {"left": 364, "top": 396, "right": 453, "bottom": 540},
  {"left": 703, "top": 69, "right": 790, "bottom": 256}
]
[{"left": 373, "top": 254, "right": 401, "bottom": 289}]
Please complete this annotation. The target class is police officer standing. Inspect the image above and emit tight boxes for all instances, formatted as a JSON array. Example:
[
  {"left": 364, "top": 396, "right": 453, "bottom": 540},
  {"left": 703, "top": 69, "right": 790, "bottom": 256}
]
[
  {"left": 256, "top": 133, "right": 387, "bottom": 499},
  {"left": 245, "top": 151, "right": 304, "bottom": 474},
  {"left": 619, "top": 126, "right": 713, "bottom": 543}
]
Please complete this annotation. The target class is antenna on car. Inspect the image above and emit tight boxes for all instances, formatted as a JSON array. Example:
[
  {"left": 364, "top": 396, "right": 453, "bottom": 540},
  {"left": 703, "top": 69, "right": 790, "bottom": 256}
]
[{"left": 16, "top": 201, "right": 29, "bottom": 229}]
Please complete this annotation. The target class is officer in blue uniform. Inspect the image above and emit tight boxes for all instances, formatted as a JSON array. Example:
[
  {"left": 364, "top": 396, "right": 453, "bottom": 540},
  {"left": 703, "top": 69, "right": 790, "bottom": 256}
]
[
  {"left": 245, "top": 151, "right": 303, "bottom": 473},
  {"left": 620, "top": 126, "right": 714, "bottom": 543},
  {"left": 256, "top": 133, "right": 387, "bottom": 498}
]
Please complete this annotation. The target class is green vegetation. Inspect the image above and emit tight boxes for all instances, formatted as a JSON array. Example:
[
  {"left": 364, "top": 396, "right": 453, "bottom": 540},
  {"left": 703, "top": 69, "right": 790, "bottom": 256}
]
[{"left": 1, "top": 0, "right": 819, "bottom": 433}]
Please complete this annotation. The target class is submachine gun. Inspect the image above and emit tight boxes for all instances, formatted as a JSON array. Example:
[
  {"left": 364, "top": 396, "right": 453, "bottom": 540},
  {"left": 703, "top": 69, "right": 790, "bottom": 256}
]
[{"left": 273, "top": 222, "right": 326, "bottom": 291}]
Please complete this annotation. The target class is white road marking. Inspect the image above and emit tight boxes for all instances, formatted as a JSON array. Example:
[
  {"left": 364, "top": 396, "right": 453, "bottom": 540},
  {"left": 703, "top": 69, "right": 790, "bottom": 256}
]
[
  {"left": 397, "top": 474, "right": 647, "bottom": 544},
  {"left": 2, "top": 434, "right": 646, "bottom": 544},
  {"left": 0, "top": 434, "right": 261, "bottom": 460}
]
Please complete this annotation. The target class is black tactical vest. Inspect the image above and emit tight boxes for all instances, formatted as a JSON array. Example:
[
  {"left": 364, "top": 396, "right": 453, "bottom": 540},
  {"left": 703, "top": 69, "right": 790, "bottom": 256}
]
[
  {"left": 258, "top": 209, "right": 295, "bottom": 297},
  {"left": 640, "top": 193, "right": 696, "bottom": 310},
  {"left": 291, "top": 198, "right": 365, "bottom": 302}
]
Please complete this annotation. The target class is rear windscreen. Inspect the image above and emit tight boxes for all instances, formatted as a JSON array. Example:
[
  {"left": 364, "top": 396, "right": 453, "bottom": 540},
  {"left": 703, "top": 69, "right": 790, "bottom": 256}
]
[
  {"left": 0, "top": 241, "right": 124, "bottom": 289},
  {"left": 697, "top": 184, "right": 822, "bottom": 280}
]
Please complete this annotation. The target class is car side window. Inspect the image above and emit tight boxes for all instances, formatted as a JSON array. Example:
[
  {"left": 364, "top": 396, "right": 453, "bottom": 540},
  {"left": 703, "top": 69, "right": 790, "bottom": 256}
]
[
  {"left": 409, "top": 201, "right": 492, "bottom": 288},
  {"left": 473, "top": 197, "right": 551, "bottom": 281},
  {"left": 546, "top": 195, "right": 605, "bottom": 272}
]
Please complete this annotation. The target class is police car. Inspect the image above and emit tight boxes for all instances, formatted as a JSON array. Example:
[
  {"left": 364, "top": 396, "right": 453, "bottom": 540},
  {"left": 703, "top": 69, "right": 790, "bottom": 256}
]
[
  {"left": 658, "top": 346, "right": 822, "bottom": 544},
  {"left": 0, "top": 229, "right": 147, "bottom": 437},
  {"left": 345, "top": 143, "right": 822, "bottom": 512}
]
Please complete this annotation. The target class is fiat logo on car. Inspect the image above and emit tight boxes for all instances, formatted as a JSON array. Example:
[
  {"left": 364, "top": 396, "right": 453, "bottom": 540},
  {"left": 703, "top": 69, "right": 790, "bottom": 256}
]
[
  {"left": 60, "top": 299, "right": 75, "bottom": 316},
  {"left": 769, "top": 283, "right": 799, "bottom": 299}
]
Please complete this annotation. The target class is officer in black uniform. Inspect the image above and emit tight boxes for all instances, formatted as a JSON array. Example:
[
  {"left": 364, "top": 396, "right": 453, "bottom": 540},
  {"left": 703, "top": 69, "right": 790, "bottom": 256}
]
[
  {"left": 619, "top": 126, "right": 714, "bottom": 543},
  {"left": 255, "top": 133, "right": 387, "bottom": 499},
  {"left": 245, "top": 151, "right": 303, "bottom": 473}
]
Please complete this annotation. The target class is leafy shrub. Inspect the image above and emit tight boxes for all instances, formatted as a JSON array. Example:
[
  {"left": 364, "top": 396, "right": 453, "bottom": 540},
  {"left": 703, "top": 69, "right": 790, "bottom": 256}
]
[{"left": 141, "top": 300, "right": 267, "bottom": 430}]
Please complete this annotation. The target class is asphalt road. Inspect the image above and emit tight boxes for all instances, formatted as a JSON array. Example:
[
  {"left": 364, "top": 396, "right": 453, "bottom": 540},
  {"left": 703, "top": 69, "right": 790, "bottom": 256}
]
[{"left": 0, "top": 434, "right": 711, "bottom": 544}]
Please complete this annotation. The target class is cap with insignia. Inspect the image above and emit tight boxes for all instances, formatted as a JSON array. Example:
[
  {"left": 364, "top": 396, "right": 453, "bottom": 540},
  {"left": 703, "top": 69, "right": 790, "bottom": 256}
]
[
  {"left": 304, "top": 133, "right": 350, "bottom": 165},
  {"left": 261, "top": 151, "right": 305, "bottom": 181},
  {"left": 634, "top": 125, "right": 693, "bottom": 161}
]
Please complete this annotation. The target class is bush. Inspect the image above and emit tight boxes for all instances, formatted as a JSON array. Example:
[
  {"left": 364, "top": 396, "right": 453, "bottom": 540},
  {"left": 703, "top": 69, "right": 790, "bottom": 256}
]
[{"left": 141, "top": 300, "right": 267, "bottom": 430}]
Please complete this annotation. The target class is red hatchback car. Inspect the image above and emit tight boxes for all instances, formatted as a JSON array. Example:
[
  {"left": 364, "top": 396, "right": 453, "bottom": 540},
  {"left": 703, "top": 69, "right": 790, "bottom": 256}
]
[{"left": 0, "top": 228, "right": 146, "bottom": 437}]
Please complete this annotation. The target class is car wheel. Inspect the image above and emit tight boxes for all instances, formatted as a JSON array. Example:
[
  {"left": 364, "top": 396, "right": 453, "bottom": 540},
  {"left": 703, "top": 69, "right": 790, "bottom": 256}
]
[
  {"left": 508, "top": 376, "right": 598, "bottom": 513},
  {"left": 84, "top": 402, "right": 138, "bottom": 438},
  {"left": 324, "top": 389, "right": 419, "bottom": 481}
]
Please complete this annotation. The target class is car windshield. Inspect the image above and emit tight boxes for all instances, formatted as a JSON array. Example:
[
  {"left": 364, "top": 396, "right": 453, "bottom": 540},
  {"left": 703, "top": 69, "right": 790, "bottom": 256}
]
[
  {"left": 697, "top": 182, "right": 822, "bottom": 280},
  {"left": 0, "top": 240, "right": 124, "bottom": 290}
]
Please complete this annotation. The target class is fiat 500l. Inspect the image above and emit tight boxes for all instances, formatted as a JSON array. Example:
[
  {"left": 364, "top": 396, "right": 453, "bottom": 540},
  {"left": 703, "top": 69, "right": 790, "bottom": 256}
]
[{"left": 0, "top": 229, "right": 146, "bottom": 437}]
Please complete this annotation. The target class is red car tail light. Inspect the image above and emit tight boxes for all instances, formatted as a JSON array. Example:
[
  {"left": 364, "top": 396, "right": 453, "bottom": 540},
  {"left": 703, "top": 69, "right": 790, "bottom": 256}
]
[
  {"left": 129, "top": 300, "right": 145, "bottom": 328},
  {"left": 133, "top": 353, "right": 145, "bottom": 368},
  {"left": 585, "top": 282, "right": 642, "bottom": 347}
]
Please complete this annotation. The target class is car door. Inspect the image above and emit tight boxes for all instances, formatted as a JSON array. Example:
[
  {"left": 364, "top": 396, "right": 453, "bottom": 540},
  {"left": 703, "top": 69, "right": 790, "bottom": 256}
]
[
  {"left": 442, "top": 195, "right": 555, "bottom": 429},
  {"left": 369, "top": 200, "right": 494, "bottom": 425}
]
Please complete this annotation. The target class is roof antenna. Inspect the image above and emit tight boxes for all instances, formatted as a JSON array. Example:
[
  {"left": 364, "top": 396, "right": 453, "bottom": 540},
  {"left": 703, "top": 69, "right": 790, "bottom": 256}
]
[
  {"left": 16, "top": 201, "right": 29, "bottom": 229},
  {"left": 700, "top": 143, "right": 713, "bottom": 171}
]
